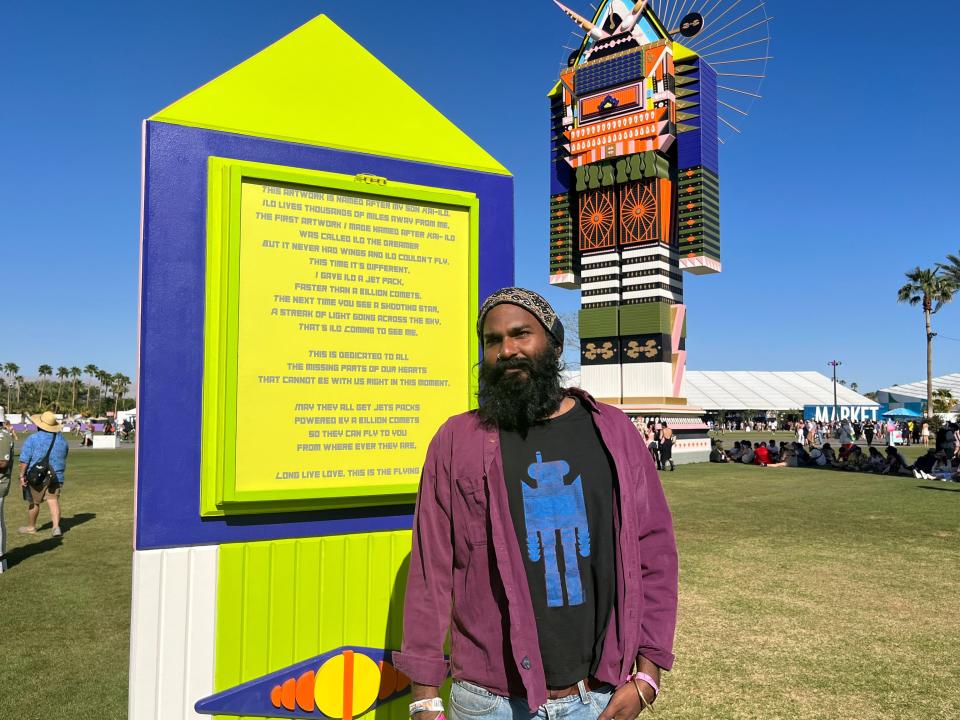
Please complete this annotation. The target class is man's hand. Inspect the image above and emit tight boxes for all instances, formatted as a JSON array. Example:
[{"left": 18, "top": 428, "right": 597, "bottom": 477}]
[
  {"left": 597, "top": 680, "right": 655, "bottom": 720},
  {"left": 599, "top": 656, "right": 661, "bottom": 719},
  {"left": 19, "top": 475, "right": 26, "bottom": 488}
]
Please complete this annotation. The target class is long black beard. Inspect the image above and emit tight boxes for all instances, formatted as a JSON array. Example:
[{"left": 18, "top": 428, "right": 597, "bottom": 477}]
[{"left": 476, "top": 347, "right": 565, "bottom": 433}]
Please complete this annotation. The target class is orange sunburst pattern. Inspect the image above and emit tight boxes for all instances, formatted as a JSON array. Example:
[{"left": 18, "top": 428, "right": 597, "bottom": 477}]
[
  {"left": 579, "top": 190, "right": 616, "bottom": 251},
  {"left": 619, "top": 181, "right": 659, "bottom": 245}
]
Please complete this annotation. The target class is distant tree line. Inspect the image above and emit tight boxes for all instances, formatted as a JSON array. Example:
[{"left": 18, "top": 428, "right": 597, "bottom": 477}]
[{"left": 1, "top": 363, "right": 133, "bottom": 417}]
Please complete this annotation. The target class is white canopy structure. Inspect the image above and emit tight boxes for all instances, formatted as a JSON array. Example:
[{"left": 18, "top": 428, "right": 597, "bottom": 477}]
[
  {"left": 682, "top": 371, "right": 879, "bottom": 412},
  {"left": 877, "top": 373, "right": 960, "bottom": 405},
  {"left": 562, "top": 370, "right": 879, "bottom": 412}
]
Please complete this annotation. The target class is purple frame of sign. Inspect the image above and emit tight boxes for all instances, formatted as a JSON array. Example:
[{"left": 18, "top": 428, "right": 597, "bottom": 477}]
[{"left": 136, "top": 121, "right": 514, "bottom": 550}]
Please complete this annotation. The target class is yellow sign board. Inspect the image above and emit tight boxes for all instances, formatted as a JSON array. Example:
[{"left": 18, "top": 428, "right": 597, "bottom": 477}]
[{"left": 201, "top": 160, "right": 479, "bottom": 514}]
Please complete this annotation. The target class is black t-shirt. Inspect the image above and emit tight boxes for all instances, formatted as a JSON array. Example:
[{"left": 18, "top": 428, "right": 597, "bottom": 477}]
[{"left": 500, "top": 398, "right": 616, "bottom": 687}]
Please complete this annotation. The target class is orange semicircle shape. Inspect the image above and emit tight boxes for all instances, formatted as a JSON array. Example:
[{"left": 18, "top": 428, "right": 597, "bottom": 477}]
[
  {"left": 282, "top": 677, "right": 297, "bottom": 711},
  {"left": 297, "top": 670, "right": 316, "bottom": 712},
  {"left": 378, "top": 661, "right": 397, "bottom": 700}
]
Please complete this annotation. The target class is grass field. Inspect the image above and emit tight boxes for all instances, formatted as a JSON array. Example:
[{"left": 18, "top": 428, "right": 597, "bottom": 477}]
[
  {"left": 1, "top": 442, "right": 957, "bottom": 719},
  {"left": 0, "top": 443, "right": 134, "bottom": 720}
]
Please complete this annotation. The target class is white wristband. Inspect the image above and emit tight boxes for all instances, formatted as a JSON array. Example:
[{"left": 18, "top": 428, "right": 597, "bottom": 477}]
[{"left": 409, "top": 698, "right": 444, "bottom": 716}]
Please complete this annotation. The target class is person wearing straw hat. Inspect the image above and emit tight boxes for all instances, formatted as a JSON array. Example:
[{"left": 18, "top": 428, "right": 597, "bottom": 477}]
[{"left": 17, "top": 410, "right": 69, "bottom": 537}]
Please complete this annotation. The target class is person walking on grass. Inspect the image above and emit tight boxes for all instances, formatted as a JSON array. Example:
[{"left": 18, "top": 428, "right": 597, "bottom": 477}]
[
  {"left": 18, "top": 411, "right": 69, "bottom": 538},
  {"left": 0, "top": 419, "right": 14, "bottom": 572}
]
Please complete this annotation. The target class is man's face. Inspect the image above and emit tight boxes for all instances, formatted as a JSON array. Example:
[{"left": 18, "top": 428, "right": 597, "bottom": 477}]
[
  {"left": 476, "top": 304, "right": 563, "bottom": 430},
  {"left": 481, "top": 304, "right": 552, "bottom": 376}
]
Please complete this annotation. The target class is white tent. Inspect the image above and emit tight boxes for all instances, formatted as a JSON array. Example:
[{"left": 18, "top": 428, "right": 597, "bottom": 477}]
[
  {"left": 683, "top": 371, "right": 879, "bottom": 411},
  {"left": 562, "top": 370, "right": 877, "bottom": 412},
  {"left": 878, "top": 373, "right": 960, "bottom": 408}
]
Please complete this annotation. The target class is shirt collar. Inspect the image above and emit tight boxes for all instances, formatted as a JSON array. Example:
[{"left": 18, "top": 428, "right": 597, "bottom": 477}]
[{"left": 564, "top": 386, "right": 601, "bottom": 412}]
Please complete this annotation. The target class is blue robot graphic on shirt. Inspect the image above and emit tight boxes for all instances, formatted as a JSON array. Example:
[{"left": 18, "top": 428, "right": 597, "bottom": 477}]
[{"left": 523, "top": 451, "right": 591, "bottom": 607}]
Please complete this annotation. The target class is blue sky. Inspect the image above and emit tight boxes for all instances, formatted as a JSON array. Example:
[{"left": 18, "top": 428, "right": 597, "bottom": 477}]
[{"left": 3, "top": 0, "right": 959, "bottom": 393}]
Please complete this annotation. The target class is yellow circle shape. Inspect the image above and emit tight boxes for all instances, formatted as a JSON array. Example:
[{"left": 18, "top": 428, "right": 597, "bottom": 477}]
[{"left": 314, "top": 652, "right": 381, "bottom": 719}]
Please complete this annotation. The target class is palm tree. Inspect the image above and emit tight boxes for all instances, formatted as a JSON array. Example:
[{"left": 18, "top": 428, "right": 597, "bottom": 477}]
[
  {"left": 932, "top": 388, "right": 955, "bottom": 414},
  {"left": 70, "top": 366, "right": 82, "bottom": 410},
  {"left": 896, "top": 267, "right": 956, "bottom": 413},
  {"left": 55, "top": 366, "right": 69, "bottom": 407},
  {"left": 14, "top": 376, "right": 23, "bottom": 406},
  {"left": 113, "top": 373, "right": 131, "bottom": 416},
  {"left": 938, "top": 251, "right": 960, "bottom": 289},
  {"left": 83, "top": 364, "right": 99, "bottom": 411},
  {"left": 97, "top": 370, "right": 112, "bottom": 414},
  {"left": 37, "top": 364, "right": 53, "bottom": 409},
  {"left": 3, "top": 362, "right": 17, "bottom": 411}
]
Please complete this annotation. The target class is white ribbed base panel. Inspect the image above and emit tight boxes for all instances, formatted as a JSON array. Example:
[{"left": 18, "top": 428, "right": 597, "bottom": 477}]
[
  {"left": 622, "top": 362, "right": 673, "bottom": 400},
  {"left": 580, "top": 364, "right": 622, "bottom": 402},
  {"left": 672, "top": 437, "right": 711, "bottom": 464},
  {"left": 129, "top": 546, "right": 218, "bottom": 720}
]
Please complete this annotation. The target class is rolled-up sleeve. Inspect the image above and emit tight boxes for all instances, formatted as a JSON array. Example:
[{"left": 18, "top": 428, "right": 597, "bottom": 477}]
[
  {"left": 635, "top": 447, "right": 679, "bottom": 670},
  {"left": 393, "top": 422, "right": 454, "bottom": 686}
]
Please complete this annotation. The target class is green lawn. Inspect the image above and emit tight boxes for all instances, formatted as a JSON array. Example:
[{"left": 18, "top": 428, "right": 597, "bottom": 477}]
[
  {"left": 1, "top": 445, "right": 957, "bottom": 719},
  {"left": 662, "top": 462, "right": 959, "bottom": 719},
  {"left": 0, "top": 443, "right": 134, "bottom": 720}
]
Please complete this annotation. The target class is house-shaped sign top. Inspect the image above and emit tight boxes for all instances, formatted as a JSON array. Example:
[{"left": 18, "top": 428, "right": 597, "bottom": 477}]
[{"left": 150, "top": 14, "right": 509, "bottom": 175}]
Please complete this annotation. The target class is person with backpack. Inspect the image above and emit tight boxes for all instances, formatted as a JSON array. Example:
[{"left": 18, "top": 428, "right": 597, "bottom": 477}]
[{"left": 17, "top": 411, "right": 69, "bottom": 537}]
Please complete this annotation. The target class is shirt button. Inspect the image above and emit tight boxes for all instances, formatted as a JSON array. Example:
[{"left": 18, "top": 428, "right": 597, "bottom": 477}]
[{"left": 521, "top": 657, "right": 531, "bottom": 670}]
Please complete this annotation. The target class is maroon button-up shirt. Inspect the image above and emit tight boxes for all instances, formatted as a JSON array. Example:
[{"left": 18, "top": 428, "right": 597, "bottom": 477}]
[{"left": 394, "top": 389, "right": 678, "bottom": 710}]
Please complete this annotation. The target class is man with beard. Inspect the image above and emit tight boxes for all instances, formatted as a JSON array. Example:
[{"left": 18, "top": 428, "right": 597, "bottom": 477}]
[{"left": 395, "top": 288, "right": 678, "bottom": 720}]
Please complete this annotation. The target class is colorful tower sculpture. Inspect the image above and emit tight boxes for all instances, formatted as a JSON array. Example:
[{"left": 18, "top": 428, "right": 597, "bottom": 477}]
[{"left": 549, "top": 0, "right": 767, "bottom": 461}]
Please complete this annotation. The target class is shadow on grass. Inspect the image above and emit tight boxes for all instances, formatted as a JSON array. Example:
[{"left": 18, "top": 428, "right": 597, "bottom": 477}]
[
  {"left": 916, "top": 485, "right": 960, "bottom": 493},
  {"left": 5, "top": 513, "right": 97, "bottom": 569}
]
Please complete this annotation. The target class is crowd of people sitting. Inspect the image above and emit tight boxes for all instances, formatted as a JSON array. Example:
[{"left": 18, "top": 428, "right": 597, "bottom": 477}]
[{"left": 709, "top": 418, "right": 960, "bottom": 482}]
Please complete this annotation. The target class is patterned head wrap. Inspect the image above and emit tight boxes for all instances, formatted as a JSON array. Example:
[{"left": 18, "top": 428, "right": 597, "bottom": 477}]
[{"left": 477, "top": 287, "right": 564, "bottom": 346}]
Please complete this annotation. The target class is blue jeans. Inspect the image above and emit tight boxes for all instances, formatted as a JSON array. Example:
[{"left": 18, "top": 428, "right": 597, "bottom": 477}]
[{"left": 449, "top": 680, "right": 613, "bottom": 720}]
